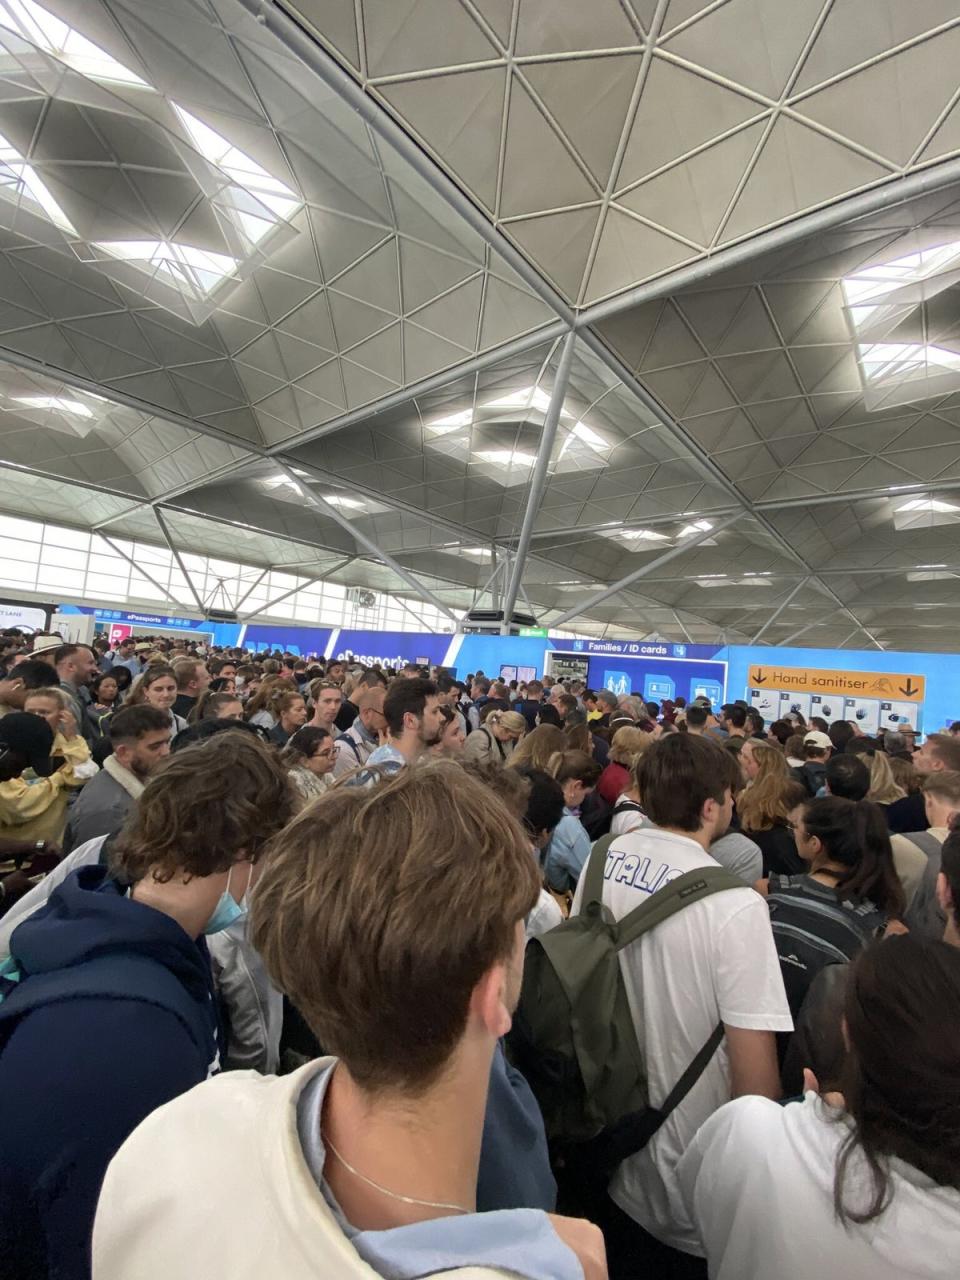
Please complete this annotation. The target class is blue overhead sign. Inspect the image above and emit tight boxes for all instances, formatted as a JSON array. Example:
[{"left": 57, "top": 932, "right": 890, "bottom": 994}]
[{"left": 566, "top": 639, "right": 721, "bottom": 660}]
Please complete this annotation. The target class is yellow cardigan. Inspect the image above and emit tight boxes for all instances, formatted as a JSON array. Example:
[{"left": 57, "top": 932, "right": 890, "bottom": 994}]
[{"left": 0, "top": 731, "right": 93, "bottom": 844}]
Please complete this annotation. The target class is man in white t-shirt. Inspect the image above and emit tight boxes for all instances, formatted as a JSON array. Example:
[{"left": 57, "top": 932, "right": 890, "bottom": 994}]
[{"left": 573, "top": 733, "right": 792, "bottom": 1275}]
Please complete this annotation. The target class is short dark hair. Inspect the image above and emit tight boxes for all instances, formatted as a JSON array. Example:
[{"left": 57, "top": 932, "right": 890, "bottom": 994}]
[
  {"left": 13, "top": 658, "right": 63, "bottom": 690},
  {"left": 769, "top": 719, "right": 793, "bottom": 746},
  {"left": 513, "top": 765, "right": 565, "bottom": 840},
  {"left": 108, "top": 704, "right": 170, "bottom": 745},
  {"left": 725, "top": 705, "right": 747, "bottom": 730},
  {"left": 825, "top": 753, "right": 870, "bottom": 800},
  {"left": 383, "top": 676, "right": 437, "bottom": 736},
  {"left": 685, "top": 706, "right": 707, "bottom": 729},
  {"left": 637, "top": 734, "right": 735, "bottom": 831},
  {"left": 829, "top": 720, "right": 857, "bottom": 752},
  {"left": 53, "top": 643, "right": 89, "bottom": 667},
  {"left": 745, "top": 709, "right": 765, "bottom": 734}
]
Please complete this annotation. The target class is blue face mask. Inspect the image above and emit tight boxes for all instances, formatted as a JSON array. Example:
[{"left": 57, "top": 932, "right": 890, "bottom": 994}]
[{"left": 203, "top": 865, "right": 248, "bottom": 935}]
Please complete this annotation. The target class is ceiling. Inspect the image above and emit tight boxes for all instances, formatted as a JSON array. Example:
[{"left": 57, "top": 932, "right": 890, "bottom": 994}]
[{"left": 1, "top": 0, "right": 960, "bottom": 649}]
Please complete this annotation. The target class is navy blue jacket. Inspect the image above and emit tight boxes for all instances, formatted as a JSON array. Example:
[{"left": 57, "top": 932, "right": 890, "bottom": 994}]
[
  {"left": 0, "top": 867, "right": 220, "bottom": 1280},
  {"left": 478, "top": 1041, "right": 556, "bottom": 1213}
]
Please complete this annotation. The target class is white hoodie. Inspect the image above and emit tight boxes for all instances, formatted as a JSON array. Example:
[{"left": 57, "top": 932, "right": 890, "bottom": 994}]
[{"left": 677, "top": 1092, "right": 960, "bottom": 1280}]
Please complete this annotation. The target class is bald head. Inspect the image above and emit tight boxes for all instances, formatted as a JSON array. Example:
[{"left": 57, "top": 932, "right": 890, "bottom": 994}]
[{"left": 356, "top": 684, "right": 386, "bottom": 731}]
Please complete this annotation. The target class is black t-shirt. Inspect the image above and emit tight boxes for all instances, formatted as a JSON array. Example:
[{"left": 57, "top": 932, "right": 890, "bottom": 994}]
[
  {"left": 335, "top": 699, "right": 356, "bottom": 734},
  {"left": 745, "top": 822, "right": 806, "bottom": 876},
  {"left": 172, "top": 693, "right": 196, "bottom": 720}
]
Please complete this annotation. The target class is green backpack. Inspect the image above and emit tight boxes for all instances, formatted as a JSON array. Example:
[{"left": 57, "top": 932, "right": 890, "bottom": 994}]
[{"left": 508, "top": 834, "right": 743, "bottom": 1174}]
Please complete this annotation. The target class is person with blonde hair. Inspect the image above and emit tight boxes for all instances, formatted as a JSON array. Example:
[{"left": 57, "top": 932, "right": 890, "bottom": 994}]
[
  {"left": 462, "top": 708, "right": 527, "bottom": 765},
  {"left": 507, "top": 723, "right": 566, "bottom": 773},
  {"left": 738, "top": 742, "right": 809, "bottom": 876},
  {"left": 596, "top": 726, "right": 654, "bottom": 807},
  {"left": 866, "top": 751, "right": 906, "bottom": 807}
]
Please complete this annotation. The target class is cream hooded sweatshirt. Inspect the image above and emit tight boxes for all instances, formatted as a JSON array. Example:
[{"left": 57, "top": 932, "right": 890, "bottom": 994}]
[{"left": 93, "top": 1059, "right": 543, "bottom": 1280}]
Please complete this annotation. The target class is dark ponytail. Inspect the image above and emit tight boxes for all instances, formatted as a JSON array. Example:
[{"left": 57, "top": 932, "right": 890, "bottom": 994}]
[
  {"left": 803, "top": 796, "right": 905, "bottom": 918},
  {"left": 835, "top": 935, "right": 960, "bottom": 1223}
]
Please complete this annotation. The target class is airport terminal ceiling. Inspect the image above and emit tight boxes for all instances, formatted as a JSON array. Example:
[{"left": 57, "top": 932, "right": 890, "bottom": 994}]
[{"left": 1, "top": 0, "right": 960, "bottom": 649}]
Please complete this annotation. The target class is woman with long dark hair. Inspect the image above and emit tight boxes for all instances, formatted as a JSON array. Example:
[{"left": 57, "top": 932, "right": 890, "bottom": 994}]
[
  {"left": 761, "top": 796, "right": 905, "bottom": 1020},
  {"left": 678, "top": 934, "right": 960, "bottom": 1279}
]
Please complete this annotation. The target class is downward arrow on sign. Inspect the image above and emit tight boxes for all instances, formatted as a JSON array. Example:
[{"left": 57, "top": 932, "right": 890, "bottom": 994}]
[
  {"left": 754, "top": 671, "right": 767, "bottom": 684},
  {"left": 899, "top": 678, "right": 919, "bottom": 697}
]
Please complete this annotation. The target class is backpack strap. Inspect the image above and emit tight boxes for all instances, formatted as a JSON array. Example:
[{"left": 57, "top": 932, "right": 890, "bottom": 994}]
[
  {"left": 902, "top": 830, "right": 943, "bottom": 860},
  {"left": 336, "top": 732, "right": 362, "bottom": 763},
  {"left": 591, "top": 1022, "right": 725, "bottom": 1171},
  {"left": 615, "top": 866, "right": 744, "bottom": 952},
  {"left": 581, "top": 833, "right": 618, "bottom": 911}
]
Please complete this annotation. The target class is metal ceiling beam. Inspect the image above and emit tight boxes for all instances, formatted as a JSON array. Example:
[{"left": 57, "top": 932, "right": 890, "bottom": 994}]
[
  {"left": 232, "top": 568, "right": 269, "bottom": 613},
  {"left": 154, "top": 508, "right": 206, "bottom": 615},
  {"left": 240, "top": 567, "right": 346, "bottom": 623},
  {"left": 274, "top": 461, "right": 459, "bottom": 622},
  {"left": 501, "top": 330, "right": 576, "bottom": 632},
  {"left": 95, "top": 532, "right": 185, "bottom": 609},
  {"left": 780, "top": 618, "right": 834, "bottom": 646},
  {"left": 578, "top": 153, "right": 960, "bottom": 328},
  {"left": 755, "top": 476, "right": 960, "bottom": 512},
  {"left": 550, "top": 513, "right": 744, "bottom": 627},
  {"left": 749, "top": 578, "right": 810, "bottom": 644}
]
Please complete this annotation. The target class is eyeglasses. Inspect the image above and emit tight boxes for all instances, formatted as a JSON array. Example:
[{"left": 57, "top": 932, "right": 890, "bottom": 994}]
[{"left": 314, "top": 749, "right": 335, "bottom": 759}]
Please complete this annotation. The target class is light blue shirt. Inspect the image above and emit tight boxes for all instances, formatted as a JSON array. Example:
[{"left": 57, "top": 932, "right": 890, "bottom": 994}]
[
  {"left": 544, "top": 809, "right": 592, "bottom": 894},
  {"left": 350, "top": 742, "right": 407, "bottom": 787},
  {"left": 296, "top": 1064, "right": 580, "bottom": 1280}
]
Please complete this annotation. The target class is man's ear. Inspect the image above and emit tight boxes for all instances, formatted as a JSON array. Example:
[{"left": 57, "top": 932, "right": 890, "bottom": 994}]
[{"left": 469, "top": 961, "right": 513, "bottom": 1041}]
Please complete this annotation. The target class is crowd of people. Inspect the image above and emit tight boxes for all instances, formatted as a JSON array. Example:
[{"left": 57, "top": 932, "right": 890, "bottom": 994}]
[{"left": 0, "top": 626, "right": 957, "bottom": 1279}]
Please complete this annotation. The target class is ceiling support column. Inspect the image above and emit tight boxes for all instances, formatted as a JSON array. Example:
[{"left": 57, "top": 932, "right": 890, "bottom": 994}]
[{"left": 501, "top": 329, "right": 577, "bottom": 633}]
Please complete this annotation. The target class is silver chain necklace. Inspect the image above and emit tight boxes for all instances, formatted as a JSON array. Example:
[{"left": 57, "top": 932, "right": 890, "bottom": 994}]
[{"left": 324, "top": 1133, "right": 472, "bottom": 1215}]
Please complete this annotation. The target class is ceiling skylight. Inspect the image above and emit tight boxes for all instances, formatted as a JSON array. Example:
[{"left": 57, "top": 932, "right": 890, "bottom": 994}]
[
  {"left": 0, "top": 0, "right": 147, "bottom": 85},
  {"left": 473, "top": 449, "right": 538, "bottom": 468},
  {"left": 13, "top": 395, "right": 93, "bottom": 418},
  {"left": 0, "top": 130, "right": 76, "bottom": 233},
  {"left": 679, "top": 520, "right": 713, "bottom": 536},
  {"left": 843, "top": 239, "right": 960, "bottom": 410},
  {"left": 0, "top": 1, "right": 302, "bottom": 324},
  {"left": 92, "top": 240, "right": 239, "bottom": 298},
  {"left": 172, "top": 105, "right": 300, "bottom": 229},
  {"left": 427, "top": 408, "right": 473, "bottom": 435},
  {"left": 483, "top": 386, "right": 561, "bottom": 414},
  {"left": 893, "top": 495, "right": 960, "bottom": 532},
  {"left": 896, "top": 497, "right": 960, "bottom": 514},
  {"left": 323, "top": 495, "right": 365, "bottom": 510}
]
